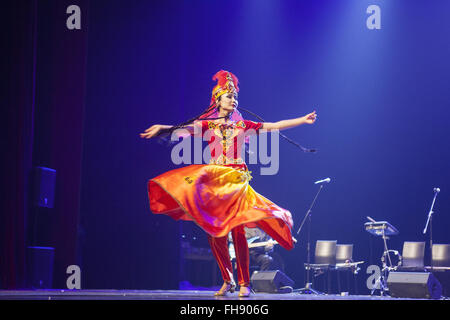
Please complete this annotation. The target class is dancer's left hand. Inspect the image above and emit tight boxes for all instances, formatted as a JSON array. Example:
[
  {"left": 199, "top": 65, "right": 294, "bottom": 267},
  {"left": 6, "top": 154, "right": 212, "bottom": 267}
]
[{"left": 303, "top": 110, "right": 317, "bottom": 124}]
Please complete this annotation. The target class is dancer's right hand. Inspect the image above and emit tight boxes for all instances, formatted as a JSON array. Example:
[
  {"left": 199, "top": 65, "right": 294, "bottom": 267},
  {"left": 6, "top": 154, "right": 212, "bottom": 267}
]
[{"left": 140, "top": 124, "right": 166, "bottom": 139}]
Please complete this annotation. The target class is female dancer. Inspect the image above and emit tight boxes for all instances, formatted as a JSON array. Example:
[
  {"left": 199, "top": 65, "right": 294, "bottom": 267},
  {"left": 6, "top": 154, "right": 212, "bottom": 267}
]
[{"left": 140, "top": 70, "right": 317, "bottom": 297}]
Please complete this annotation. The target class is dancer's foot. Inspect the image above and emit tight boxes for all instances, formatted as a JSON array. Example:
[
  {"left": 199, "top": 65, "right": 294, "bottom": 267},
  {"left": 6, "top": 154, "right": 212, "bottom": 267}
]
[
  {"left": 238, "top": 286, "right": 251, "bottom": 297},
  {"left": 214, "top": 281, "right": 236, "bottom": 296}
]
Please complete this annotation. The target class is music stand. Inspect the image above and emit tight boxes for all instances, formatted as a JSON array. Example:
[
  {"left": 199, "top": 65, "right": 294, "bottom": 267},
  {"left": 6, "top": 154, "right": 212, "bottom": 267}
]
[
  {"left": 364, "top": 217, "right": 399, "bottom": 296},
  {"left": 295, "top": 183, "right": 327, "bottom": 295}
]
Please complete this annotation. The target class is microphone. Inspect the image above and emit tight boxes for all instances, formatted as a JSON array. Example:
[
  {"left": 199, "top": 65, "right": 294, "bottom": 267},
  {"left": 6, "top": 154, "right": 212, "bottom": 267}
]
[
  {"left": 314, "top": 177, "right": 331, "bottom": 185},
  {"left": 434, "top": 188, "right": 440, "bottom": 193}
]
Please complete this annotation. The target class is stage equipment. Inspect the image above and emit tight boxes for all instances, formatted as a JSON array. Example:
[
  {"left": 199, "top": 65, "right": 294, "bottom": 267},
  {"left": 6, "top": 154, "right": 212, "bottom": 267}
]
[
  {"left": 295, "top": 178, "right": 331, "bottom": 294},
  {"left": 425, "top": 244, "right": 450, "bottom": 297},
  {"left": 430, "top": 244, "right": 450, "bottom": 268},
  {"left": 26, "top": 246, "right": 55, "bottom": 289},
  {"left": 387, "top": 272, "right": 442, "bottom": 299},
  {"left": 364, "top": 218, "right": 399, "bottom": 296},
  {"left": 335, "top": 244, "right": 364, "bottom": 294},
  {"left": 365, "top": 217, "right": 399, "bottom": 237},
  {"left": 28, "top": 167, "right": 56, "bottom": 281},
  {"left": 423, "top": 187, "right": 441, "bottom": 271},
  {"left": 32, "top": 166, "right": 56, "bottom": 208},
  {"left": 314, "top": 177, "right": 330, "bottom": 185},
  {"left": 250, "top": 270, "right": 294, "bottom": 293},
  {"left": 397, "top": 241, "right": 426, "bottom": 271},
  {"left": 303, "top": 240, "right": 337, "bottom": 294}
]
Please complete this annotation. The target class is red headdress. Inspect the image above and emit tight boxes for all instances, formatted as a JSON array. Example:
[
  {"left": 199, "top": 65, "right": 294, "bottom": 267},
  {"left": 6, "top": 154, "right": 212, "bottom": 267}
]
[
  {"left": 210, "top": 70, "right": 239, "bottom": 105},
  {"left": 200, "top": 70, "right": 245, "bottom": 124}
]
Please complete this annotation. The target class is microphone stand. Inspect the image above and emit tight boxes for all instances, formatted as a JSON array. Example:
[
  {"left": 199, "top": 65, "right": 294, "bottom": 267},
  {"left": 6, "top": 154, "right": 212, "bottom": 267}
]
[
  {"left": 295, "top": 183, "right": 326, "bottom": 294},
  {"left": 423, "top": 188, "right": 440, "bottom": 272}
]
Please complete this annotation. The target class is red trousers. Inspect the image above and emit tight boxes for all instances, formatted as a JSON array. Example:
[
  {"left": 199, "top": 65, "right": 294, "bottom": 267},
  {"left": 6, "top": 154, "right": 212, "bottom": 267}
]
[{"left": 207, "top": 225, "right": 250, "bottom": 286}]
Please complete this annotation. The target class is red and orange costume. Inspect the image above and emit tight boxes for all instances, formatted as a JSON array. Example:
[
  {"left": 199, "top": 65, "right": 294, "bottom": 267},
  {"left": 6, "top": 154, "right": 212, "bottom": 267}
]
[{"left": 148, "top": 71, "right": 294, "bottom": 287}]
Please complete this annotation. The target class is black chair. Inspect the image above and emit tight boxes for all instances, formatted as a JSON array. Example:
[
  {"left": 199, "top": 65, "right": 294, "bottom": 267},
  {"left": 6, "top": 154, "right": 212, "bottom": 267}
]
[
  {"left": 335, "top": 244, "right": 359, "bottom": 294},
  {"left": 304, "top": 240, "right": 337, "bottom": 293},
  {"left": 398, "top": 241, "right": 426, "bottom": 271},
  {"left": 428, "top": 244, "right": 450, "bottom": 297},
  {"left": 336, "top": 244, "right": 353, "bottom": 264},
  {"left": 432, "top": 244, "right": 450, "bottom": 267}
]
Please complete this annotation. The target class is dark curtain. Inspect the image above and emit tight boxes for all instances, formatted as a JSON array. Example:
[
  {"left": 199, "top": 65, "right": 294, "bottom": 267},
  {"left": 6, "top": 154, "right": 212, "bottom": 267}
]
[
  {"left": 0, "top": 0, "right": 89, "bottom": 289},
  {"left": 0, "top": 0, "right": 36, "bottom": 290}
]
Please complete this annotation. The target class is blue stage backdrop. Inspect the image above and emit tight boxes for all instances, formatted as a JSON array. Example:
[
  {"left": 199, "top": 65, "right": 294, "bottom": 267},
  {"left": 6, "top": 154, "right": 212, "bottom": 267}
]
[{"left": 75, "top": 0, "right": 450, "bottom": 292}]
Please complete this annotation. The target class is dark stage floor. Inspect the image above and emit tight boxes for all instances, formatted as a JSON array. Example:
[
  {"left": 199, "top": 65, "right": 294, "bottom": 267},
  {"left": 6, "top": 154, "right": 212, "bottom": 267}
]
[{"left": 0, "top": 289, "right": 439, "bottom": 300}]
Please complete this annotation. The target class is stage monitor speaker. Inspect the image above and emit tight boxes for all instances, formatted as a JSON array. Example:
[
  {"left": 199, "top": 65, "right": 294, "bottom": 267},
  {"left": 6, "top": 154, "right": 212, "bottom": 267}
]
[
  {"left": 387, "top": 272, "right": 442, "bottom": 299},
  {"left": 32, "top": 166, "right": 56, "bottom": 208},
  {"left": 250, "top": 270, "right": 294, "bottom": 293},
  {"left": 26, "top": 246, "right": 55, "bottom": 289}
]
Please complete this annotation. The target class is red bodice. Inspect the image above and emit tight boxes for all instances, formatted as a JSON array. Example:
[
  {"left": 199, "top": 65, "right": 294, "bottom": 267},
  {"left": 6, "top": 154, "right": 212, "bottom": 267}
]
[{"left": 195, "top": 120, "right": 262, "bottom": 170}]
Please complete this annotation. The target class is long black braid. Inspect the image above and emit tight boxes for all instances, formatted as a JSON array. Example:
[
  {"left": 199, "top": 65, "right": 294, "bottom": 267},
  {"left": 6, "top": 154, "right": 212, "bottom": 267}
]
[{"left": 155, "top": 103, "right": 224, "bottom": 137}]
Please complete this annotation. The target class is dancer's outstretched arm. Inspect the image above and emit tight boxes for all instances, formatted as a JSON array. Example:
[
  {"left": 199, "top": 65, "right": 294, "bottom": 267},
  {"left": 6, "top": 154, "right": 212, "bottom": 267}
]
[
  {"left": 140, "top": 110, "right": 317, "bottom": 139},
  {"left": 262, "top": 110, "right": 317, "bottom": 131},
  {"left": 140, "top": 123, "right": 196, "bottom": 139}
]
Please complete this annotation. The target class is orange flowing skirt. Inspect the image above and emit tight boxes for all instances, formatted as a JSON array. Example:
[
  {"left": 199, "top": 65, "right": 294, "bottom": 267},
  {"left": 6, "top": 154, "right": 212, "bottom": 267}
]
[{"left": 148, "top": 164, "right": 294, "bottom": 250}]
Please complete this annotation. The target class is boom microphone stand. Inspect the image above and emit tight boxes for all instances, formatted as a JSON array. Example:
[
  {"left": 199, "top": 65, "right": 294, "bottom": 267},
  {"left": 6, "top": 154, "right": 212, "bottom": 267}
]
[
  {"left": 423, "top": 187, "right": 440, "bottom": 272},
  {"left": 296, "top": 178, "right": 330, "bottom": 294}
]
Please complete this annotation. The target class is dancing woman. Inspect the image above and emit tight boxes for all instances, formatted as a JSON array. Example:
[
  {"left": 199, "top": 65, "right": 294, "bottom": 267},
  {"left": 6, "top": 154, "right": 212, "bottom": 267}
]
[{"left": 140, "top": 70, "right": 317, "bottom": 297}]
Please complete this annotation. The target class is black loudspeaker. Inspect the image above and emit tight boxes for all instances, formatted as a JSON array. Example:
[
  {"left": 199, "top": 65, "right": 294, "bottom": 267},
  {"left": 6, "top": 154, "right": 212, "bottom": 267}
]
[
  {"left": 32, "top": 166, "right": 56, "bottom": 208},
  {"left": 26, "top": 246, "right": 55, "bottom": 289},
  {"left": 250, "top": 270, "right": 294, "bottom": 293},
  {"left": 387, "top": 272, "right": 442, "bottom": 299}
]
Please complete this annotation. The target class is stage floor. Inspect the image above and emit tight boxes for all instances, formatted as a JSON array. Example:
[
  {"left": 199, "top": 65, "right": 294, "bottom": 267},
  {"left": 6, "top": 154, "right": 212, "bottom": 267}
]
[{"left": 0, "top": 289, "right": 433, "bottom": 300}]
